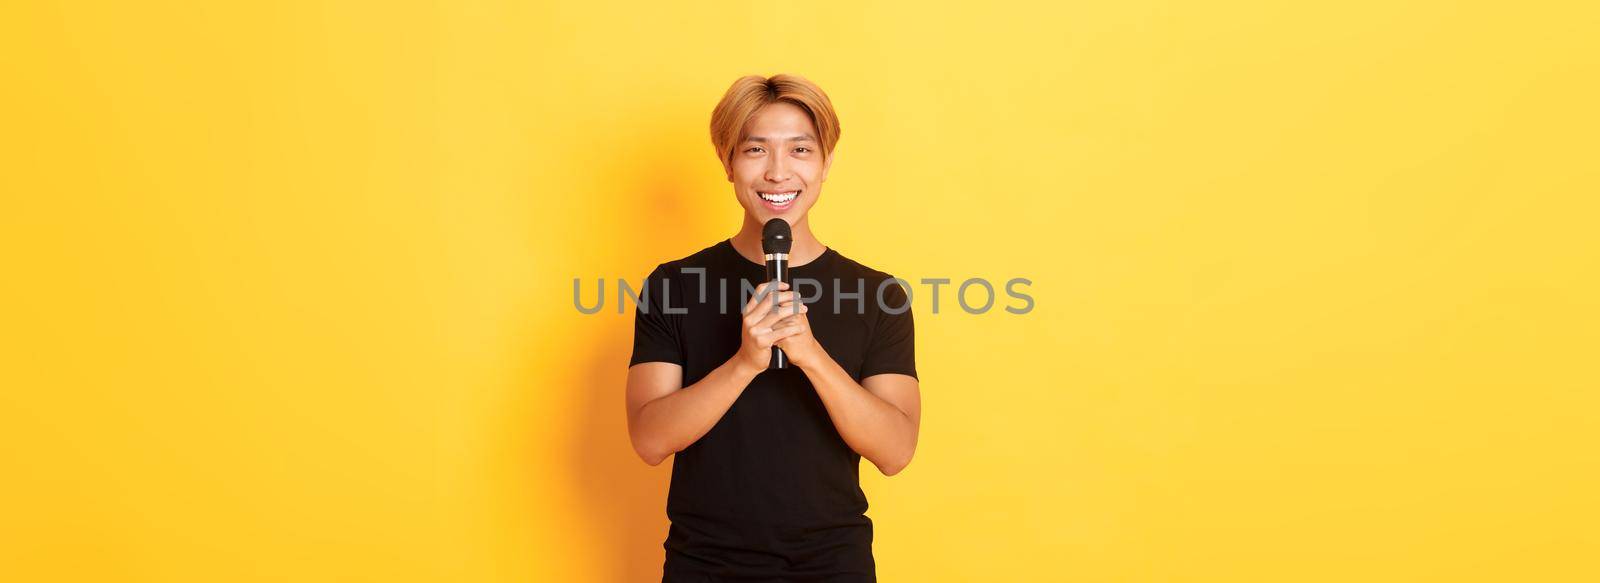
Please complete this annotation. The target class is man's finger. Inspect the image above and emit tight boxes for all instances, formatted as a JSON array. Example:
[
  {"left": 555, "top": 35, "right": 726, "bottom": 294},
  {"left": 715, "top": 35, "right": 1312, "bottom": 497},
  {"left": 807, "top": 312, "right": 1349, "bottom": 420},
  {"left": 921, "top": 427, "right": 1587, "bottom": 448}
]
[
  {"left": 761, "top": 302, "right": 808, "bottom": 326},
  {"left": 746, "top": 293, "right": 796, "bottom": 325},
  {"left": 742, "top": 282, "right": 779, "bottom": 315},
  {"left": 771, "top": 325, "right": 805, "bottom": 340},
  {"left": 764, "top": 291, "right": 797, "bottom": 311},
  {"left": 766, "top": 300, "right": 804, "bottom": 317},
  {"left": 755, "top": 308, "right": 790, "bottom": 331},
  {"left": 742, "top": 282, "right": 791, "bottom": 319}
]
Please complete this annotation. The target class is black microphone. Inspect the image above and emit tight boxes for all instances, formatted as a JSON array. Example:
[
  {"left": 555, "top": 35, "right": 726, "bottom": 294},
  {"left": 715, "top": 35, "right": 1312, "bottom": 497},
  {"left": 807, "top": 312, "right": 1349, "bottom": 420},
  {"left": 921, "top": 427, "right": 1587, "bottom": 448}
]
[{"left": 762, "top": 218, "right": 793, "bottom": 369}]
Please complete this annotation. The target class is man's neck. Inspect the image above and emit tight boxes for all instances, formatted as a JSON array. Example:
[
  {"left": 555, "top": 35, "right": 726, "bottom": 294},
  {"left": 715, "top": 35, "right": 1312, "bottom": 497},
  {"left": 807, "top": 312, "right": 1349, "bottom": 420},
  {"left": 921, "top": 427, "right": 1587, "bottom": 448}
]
[{"left": 730, "top": 215, "right": 826, "bottom": 267}]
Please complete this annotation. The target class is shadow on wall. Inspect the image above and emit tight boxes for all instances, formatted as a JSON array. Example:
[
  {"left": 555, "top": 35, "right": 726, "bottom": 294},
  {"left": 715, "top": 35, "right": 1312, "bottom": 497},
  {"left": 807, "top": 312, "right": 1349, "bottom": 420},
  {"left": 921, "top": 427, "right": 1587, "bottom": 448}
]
[{"left": 565, "top": 128, "right": 725, "bottom": 582}]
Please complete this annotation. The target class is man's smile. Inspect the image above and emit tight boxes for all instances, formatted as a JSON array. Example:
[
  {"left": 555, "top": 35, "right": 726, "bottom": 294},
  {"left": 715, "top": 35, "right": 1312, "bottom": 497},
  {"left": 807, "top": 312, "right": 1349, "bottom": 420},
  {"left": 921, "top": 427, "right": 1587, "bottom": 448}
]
[{"left": 757, "top": 189, "right": 801, "bottom": 210}]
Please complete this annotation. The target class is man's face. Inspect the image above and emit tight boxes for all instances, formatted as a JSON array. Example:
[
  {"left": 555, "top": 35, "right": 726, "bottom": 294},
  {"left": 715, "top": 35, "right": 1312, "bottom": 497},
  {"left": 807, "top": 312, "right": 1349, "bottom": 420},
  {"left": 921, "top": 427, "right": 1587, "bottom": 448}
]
[{"left": 727, "top": 102, "right": 832, "bottom": 224}]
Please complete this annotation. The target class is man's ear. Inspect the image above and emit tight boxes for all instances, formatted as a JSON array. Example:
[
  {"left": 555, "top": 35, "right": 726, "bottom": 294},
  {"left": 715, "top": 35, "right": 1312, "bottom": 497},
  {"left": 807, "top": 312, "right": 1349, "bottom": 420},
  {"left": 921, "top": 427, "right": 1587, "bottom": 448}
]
[{"left": 821, "top": 151, "right": 835, "bottom": 182}]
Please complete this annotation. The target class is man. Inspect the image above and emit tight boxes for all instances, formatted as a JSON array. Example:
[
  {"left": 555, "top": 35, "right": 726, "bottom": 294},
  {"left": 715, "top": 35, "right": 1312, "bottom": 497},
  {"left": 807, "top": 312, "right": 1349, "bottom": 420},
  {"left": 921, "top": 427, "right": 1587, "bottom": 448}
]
[{"left": 626, "top": 74, "right": 922, "bottom": 582}]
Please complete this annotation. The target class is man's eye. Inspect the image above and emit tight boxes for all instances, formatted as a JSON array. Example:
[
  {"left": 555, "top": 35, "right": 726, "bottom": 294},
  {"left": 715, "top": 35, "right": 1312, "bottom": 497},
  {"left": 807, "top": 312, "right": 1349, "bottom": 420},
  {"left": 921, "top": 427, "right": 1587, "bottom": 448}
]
[
  {"left": 746, "top": 147, "right": 764, "bottom": 154},
  {"left": 794, "top": 147, "right": 811, "bottom": 154}
]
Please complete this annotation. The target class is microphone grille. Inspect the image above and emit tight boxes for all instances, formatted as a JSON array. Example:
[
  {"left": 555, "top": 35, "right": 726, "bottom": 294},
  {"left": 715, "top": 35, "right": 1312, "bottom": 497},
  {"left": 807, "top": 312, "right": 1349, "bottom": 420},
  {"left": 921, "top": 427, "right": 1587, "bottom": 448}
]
[{"left": 762, "top": 219, "right": 793, "bottom": 253}]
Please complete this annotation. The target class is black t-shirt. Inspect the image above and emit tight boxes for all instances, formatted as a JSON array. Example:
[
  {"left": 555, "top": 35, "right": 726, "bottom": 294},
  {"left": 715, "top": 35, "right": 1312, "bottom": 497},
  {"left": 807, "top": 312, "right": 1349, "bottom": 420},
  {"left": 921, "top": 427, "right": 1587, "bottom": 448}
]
[{"left": 630, "top": 239, "right": 917, "bottom": 582}]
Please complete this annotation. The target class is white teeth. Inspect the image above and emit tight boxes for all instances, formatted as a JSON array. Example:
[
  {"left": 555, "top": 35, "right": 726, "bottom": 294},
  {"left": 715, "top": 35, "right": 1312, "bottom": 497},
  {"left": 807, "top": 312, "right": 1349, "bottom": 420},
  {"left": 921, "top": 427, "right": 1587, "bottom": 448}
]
[{"left": 759, "top": 191, "right": 799, "bottom": 204}]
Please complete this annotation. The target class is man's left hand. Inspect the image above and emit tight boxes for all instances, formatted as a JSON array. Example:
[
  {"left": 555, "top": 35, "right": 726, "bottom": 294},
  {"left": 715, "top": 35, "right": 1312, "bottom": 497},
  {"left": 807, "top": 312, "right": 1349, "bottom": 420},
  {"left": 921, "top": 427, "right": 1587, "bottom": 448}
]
[{"left": 773, "top": 303, "right": 828, "bottom": 370}]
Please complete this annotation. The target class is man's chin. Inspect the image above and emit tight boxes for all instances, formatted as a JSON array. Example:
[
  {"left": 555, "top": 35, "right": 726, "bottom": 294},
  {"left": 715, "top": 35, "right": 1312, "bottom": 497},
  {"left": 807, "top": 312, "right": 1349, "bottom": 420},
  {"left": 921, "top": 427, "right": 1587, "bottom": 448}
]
[
  {"left": 750, "top": 209, "right": 807, "bottom": 225},
  {"left": 753, "top": 197, "right": 808, "bottom": 217}
]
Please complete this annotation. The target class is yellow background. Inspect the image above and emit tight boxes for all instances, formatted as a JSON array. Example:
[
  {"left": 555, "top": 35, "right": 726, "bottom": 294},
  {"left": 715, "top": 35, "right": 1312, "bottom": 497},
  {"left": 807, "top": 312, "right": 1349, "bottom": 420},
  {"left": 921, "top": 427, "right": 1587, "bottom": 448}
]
[{"left": 3, "top": 1, "right": 1597, "bottom": 581}]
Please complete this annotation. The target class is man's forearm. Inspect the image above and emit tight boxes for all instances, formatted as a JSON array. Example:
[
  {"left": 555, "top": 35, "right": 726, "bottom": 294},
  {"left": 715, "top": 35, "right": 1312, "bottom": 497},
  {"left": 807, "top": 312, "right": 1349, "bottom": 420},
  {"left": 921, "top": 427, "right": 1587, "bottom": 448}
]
[
  {"left": 633, "top": 357, "right": 762, "bottom": 464},
  {"left": 798, "top": 358, "right": 918, "bottom": 475}
]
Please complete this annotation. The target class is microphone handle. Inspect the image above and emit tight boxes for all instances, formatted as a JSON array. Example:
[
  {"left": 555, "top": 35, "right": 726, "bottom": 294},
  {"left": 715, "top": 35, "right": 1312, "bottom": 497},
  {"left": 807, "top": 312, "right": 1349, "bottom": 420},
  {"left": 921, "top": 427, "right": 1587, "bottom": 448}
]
[{"left": 764, "top": 253, "right": 789, "bottom": 369}]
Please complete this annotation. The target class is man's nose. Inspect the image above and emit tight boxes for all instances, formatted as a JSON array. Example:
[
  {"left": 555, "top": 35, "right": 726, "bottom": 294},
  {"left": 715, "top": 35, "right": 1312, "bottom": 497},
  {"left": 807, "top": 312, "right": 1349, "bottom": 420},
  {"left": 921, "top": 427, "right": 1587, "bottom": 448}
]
[{"left": 764, "top": 155, "right": 790, "bottom": 182}]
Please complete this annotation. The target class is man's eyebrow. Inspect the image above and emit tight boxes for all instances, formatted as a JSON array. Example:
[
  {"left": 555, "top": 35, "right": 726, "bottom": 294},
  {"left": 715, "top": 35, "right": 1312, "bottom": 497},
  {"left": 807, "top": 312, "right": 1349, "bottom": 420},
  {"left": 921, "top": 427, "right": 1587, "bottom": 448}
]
[{"left": 745, "top": 134, "right": 817, "bottom": 143}]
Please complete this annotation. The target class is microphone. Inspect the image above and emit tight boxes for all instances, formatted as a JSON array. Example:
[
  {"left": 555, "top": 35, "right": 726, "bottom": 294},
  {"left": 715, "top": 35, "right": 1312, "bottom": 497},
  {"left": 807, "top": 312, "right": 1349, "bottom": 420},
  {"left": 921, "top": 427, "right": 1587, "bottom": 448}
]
[{"left": 762, "top": 218, "right": 792, "bottom": 370}]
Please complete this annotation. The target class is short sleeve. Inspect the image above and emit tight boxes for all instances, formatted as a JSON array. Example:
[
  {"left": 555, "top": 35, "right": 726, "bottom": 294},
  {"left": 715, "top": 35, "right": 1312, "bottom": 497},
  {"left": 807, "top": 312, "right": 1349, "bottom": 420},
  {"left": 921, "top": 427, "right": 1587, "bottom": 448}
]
[
  {"left": 629, "top": 265, "right": 685, "bottom": 367},
  {"left": 859, "top": 277, "right": 917, "bottom": 379}
]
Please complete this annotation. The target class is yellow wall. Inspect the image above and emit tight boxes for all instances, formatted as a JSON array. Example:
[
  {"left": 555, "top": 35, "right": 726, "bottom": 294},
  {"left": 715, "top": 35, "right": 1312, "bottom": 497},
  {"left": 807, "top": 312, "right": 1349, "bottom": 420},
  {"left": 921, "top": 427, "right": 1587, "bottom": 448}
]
[{"left": 3, "top": 1, "right": 1596, "bottom": 581}]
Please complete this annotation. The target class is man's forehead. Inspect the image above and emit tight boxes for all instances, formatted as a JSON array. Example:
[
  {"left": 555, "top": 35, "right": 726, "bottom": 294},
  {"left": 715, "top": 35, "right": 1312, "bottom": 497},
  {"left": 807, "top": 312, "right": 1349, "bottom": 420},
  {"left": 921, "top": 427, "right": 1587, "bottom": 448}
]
[{"left": 743, "top": 133, "right": 817, "bottom": 143}]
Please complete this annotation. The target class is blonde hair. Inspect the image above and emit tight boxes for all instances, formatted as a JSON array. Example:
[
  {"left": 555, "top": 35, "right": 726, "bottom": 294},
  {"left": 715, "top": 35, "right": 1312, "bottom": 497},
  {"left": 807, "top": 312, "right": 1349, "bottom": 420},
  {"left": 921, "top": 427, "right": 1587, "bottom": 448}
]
[{"left": 709, "top": 74, "right": 841, "bottom": 171}]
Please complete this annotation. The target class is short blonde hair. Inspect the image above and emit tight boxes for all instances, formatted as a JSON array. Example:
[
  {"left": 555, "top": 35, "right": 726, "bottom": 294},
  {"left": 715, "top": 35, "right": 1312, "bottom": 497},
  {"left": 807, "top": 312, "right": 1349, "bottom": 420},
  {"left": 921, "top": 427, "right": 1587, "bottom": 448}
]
[{"left": 710, "top": 74, "right": 841, "bottom": 171}]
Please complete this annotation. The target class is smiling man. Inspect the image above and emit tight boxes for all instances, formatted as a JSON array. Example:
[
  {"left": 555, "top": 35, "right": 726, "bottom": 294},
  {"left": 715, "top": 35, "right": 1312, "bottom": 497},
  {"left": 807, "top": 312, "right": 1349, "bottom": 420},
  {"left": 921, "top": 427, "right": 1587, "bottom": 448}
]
[{"left": 625, "top": 74, "right": 922, "bottom": 582}]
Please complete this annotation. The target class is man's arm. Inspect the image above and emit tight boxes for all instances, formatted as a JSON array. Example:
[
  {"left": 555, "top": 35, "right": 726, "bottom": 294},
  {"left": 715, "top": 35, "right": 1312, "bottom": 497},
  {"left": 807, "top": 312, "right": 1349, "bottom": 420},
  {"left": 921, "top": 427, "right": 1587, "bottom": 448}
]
[
  {"left": 625, "top": 359, "right": 759, "bottom": 465},
  {"left": 770, "top": 294, "right": 921, "bottom": 476},
  {"left": 797, "top": 361, "right": 921, "bottom": 476},
  {"left": 625, "top": 282, "right": 804, "bottom": 465}
]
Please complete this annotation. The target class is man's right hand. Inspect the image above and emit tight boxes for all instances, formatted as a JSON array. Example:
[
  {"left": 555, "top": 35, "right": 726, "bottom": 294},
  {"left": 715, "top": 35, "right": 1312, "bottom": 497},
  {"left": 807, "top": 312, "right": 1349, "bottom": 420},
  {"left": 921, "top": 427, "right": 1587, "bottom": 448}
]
[{"left": 736, "top": 281, "right": 807, "bottom": 373}]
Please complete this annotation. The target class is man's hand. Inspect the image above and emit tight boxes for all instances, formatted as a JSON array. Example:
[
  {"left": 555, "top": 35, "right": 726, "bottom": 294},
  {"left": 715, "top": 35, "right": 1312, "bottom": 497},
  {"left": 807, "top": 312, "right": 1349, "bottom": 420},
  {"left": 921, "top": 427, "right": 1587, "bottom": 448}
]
[
  {"left": 736, "top": 281, "right": 808, "bottom": 373},
  {"left": 773, "top": 301, "right": 827, "bottom": 370}
]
